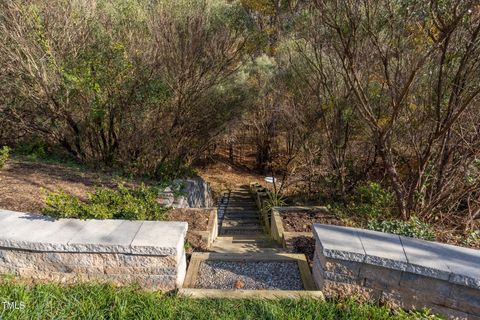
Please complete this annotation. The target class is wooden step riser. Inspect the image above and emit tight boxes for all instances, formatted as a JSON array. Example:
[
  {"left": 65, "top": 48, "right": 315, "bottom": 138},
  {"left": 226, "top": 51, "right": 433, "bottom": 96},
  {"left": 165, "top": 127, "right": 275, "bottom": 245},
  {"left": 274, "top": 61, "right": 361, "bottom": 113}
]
[
  {"left": 223, "top": 216, "right": 259, "bottom": 221},
  {"left": 228, "top": 202, "right": 253, "bottom": 204},
  {"left": 214, "top": 243, "right": 278, "bottom": 248},
  {"left": 179, "top": 289, "right": 324, "bottom": 299},
  {"left": 215, "top": 236, "right": 272, "bottom": 241},
  {"left": 215, "top": 240, "right": 274, "bottom": 244},
  {"left": 221, "top": 233, "right": 264, "bottom": 236},
  {"left": 223, "top": 212, "right": 259, "bottom": 216},
  {"left": 221, "top": 229, "right": 264, "bottom": 235},
  {"left": 225, "top": 212, "right": 258, "bottom": 216},
  {"left": 221, "top": 228, "right": 263, "bottom": 232},
  {"left": 227, "top": 202, "right": 255, "bottom": 205},
  {"left": 222, "top": 225, "right": 263, "bottom": 230},
  {"left": 224, "top": 209, "right": 258, "bottom": 213},
  {"left": 222, "top": 218, "right": 260, "bottom": 223},
  {"left": 222, "top": 224, "right": 261, "bottom": 229},
  {"left": 222, "top": 219, "right": 259, "bottom": 223}
]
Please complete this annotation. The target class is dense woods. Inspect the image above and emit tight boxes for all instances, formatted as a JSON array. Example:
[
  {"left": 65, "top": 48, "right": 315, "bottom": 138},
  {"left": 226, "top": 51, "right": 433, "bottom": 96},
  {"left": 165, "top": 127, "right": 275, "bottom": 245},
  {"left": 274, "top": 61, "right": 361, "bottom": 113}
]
[{"left": 1, "top": 0, "right": 479, "bottom": 240}]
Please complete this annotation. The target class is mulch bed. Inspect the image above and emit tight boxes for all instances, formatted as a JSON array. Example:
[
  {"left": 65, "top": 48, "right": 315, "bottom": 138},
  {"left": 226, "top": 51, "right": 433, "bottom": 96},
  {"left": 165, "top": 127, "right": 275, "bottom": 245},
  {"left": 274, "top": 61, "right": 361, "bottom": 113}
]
[
  {"left": 167, "top": 208, "right": 210, "bottom": 231},
  {"left": 280, "top": 209, "right": 345, "bottom": 232},
  {"left": 280, "top": 209, "right": 345, "bottom": 263},
  {"left": 285, "top": 235, "right": 316, "bottom": 263},
  {"left": 185, "top": 233, "right": 209, "bottom": 254},
  {"left": 166, "top": 208, "right": 211, "bottom": 253}
]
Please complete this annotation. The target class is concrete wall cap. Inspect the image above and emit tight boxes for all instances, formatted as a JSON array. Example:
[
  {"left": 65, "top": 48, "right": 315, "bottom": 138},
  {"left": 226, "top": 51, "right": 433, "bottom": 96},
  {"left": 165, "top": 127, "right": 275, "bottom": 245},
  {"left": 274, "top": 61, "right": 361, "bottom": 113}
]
[
  {"left": 0, "top": 209, "right": 187, "bottom": 256},
  {"left": 312, "top": 223, "right": 480, "bottom": 290}
]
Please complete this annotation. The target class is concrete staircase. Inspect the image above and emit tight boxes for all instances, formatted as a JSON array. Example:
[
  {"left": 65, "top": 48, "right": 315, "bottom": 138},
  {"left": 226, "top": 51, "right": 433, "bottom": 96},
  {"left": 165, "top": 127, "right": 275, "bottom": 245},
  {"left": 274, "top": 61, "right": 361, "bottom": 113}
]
[
  {"left": 211, "top": 235, "right": 281, "bottom": 253},
  {"left": 212, "top": 185, "right": 281, "bottom": 253},
  {"left": 180, "top": 185, "right": 321, "bottom": 298}
]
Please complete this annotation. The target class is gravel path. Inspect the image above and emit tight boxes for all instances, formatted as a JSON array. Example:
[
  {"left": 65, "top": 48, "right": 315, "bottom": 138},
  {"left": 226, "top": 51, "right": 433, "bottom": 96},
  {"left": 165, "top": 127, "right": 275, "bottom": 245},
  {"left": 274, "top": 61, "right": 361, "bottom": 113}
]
[{"left": 195, "top": 261, "right": 303, "bottom": 290}]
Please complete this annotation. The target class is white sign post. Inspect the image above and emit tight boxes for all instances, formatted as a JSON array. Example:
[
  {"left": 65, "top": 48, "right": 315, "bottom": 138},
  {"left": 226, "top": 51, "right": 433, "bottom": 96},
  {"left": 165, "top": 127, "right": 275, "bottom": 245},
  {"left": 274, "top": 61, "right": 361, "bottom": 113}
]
[{"left": 265, "top": 176, "right": 275, "bottom": 184}]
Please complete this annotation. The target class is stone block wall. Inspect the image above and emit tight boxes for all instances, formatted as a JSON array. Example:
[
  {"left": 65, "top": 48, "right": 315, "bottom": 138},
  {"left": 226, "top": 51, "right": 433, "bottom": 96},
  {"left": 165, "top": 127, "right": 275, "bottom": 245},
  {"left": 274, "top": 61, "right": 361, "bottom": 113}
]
[
  {"left": 0, "top": 210, "right": 188, "bottom": 291},
  {"left": 0, "top": 249, "right": 186, "bottom": 290},
  {"left": 312, "top": 224, "right": 480, "bottom": 320}
]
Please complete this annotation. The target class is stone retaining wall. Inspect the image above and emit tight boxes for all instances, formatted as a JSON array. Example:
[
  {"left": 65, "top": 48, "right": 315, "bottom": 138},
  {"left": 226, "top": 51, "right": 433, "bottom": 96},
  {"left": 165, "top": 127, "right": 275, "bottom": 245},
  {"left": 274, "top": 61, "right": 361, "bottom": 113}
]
[
  {"left": 0, "top": 209, "right": 187, "bottom": 291},
  {"left": 312, "top": 224, "right": 480, "bottom": 319},
  {"left": 160, "top": 177, "right": 214, "bottom": 208}
]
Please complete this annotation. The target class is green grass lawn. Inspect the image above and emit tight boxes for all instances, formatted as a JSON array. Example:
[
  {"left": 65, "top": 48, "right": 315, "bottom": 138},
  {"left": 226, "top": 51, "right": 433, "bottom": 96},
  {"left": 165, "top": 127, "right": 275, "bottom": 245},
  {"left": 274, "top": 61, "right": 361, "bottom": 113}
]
[{"left": 0, "top": 277, "right": 439, "bottom": 320}]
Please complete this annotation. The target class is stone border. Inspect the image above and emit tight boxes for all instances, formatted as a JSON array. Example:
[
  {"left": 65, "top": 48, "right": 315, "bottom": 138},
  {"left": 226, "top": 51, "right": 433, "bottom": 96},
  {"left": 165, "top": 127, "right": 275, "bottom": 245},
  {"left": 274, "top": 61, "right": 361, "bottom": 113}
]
[
  {"left": 0, "top": 210, "right": 187, "bottom": 256},
  {"left": 0, "top": 209, "right": 188, "bottom": 290},
  {"left": 312, "top": 224, "right": 480, "bottom": 319},
  {"left": 190, "top": 208, "right": 218, "bottom": 248},
  {"left": 271, "top": 206, "right": 329, "bottom": 247},
  {"left": 183, "top": 252, "right": 318, "bottom": 292},
  {"left": 313, "top": 224, "right": 480, "bottom": 289}
]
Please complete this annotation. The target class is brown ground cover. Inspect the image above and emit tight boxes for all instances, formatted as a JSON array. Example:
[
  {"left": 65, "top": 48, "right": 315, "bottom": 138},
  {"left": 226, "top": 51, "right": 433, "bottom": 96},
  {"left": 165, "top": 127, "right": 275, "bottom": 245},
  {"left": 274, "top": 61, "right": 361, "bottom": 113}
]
[
  {"left": 167, "top": 208, "right": 210, "bottom": 231},
  {"left": 0, "top": 158, "right": 215, "bottom": 252},
  {"left": 280, "top": 209, "right": 345, "bottom": 263},
  {"left": 0, "top": 157, "right": 131, "bottom": 213},
  {"left": 281, "top": 209, "right": 345, "bottom": 232},
  {"left": 285, "top": 235, "right": 316, "bottom": 264},
  {"left": 166, "top": 208, "right": 212, "bottom": 253}
]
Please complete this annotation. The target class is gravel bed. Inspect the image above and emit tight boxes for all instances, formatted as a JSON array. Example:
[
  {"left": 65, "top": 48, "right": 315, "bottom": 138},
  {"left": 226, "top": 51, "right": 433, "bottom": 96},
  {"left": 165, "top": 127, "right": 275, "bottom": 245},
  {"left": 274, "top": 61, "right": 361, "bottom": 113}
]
[{"left": 195, "top": 260, "right": 303, "bottom": 290}]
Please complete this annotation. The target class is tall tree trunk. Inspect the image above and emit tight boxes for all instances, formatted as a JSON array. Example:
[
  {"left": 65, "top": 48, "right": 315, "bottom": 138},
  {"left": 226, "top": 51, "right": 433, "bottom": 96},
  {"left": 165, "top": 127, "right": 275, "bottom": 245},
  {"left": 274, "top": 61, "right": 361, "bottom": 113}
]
[
  {"left": 377, "top": 135, "right": 408, "bottom": 219},
  {"left": 229, "top": 143, "right": 234, "bottom": 164}
]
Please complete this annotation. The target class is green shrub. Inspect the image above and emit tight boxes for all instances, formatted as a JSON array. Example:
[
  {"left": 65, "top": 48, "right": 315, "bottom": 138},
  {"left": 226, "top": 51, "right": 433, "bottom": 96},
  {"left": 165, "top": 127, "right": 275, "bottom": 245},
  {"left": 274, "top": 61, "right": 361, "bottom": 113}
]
[
  {"left": 14, "top": 139, "right": 81, "bottom": 166},
  {"left": 367, "top": 217, "right": 435, "bottom": 241},
  {"left": 351, "top": 182, "right": 393, "bottom": 219},
  {"left": 41, "top": 191, "right": 83, "bottom": 218},
  {"left": 0, "top": 146, "right": 10, "bottom": 169},
  {"left": 261, "top": 191, "right": 287, "bottom": 215},
  {"left": 42, "top": 185, "right": 169, "bottom": 220},
  {"left": 464, "top": 230, "right": 480, "bottom": 247},
  {"left": 154, "top": 160, "right": 197, "bottom": 180},
  {"left": 15, "top": 139, "right": 49, "bottom": 159}
]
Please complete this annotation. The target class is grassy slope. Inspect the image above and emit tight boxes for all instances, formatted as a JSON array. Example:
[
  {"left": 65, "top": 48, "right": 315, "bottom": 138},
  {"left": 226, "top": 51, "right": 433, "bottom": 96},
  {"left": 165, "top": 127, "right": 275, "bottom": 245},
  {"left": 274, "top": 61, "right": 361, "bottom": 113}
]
[{"left": 0, "top": 278, "right": 438, "bottom": 320}]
